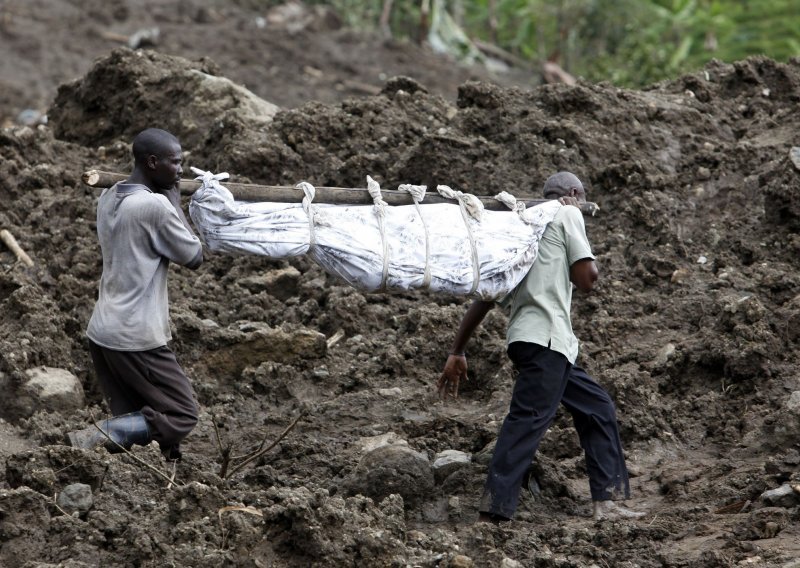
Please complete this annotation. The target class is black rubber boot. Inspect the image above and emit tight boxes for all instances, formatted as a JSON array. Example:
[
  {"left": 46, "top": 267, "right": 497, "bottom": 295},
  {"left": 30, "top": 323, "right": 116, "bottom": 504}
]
[{"left": 66, "top": 412, "right": 152, "bottom": 452}]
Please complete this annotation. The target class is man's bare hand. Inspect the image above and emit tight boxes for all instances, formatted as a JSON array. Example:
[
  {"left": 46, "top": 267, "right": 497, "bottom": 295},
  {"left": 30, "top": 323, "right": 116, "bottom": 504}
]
[
  {"left": 438, "top": 354, "right": 467, "bottom": 400},
  {"left": 558, "top": 196, "right": 580, "bottom": 208}
]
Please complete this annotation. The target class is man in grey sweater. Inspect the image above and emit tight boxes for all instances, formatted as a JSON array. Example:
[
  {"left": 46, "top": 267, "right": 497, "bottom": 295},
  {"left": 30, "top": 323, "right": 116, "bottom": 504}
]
[{"left": 66, "top": 128, "right": 203, "bottom": 460}]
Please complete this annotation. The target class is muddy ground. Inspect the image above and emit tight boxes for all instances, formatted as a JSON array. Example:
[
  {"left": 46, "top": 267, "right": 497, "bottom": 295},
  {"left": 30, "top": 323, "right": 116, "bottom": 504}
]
[{"left": 2, "top": 1, "right": 800, "bottom": 567}]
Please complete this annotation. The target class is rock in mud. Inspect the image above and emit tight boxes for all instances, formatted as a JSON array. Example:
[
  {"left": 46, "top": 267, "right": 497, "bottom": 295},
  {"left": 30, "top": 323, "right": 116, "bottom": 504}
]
[
  {"left": 432, "top": 449, "right": 472, "bottom": 483},
  {"left": 204, "top": 323, "right": 327, "bottom": 377},
  {"left": 759, "top": 483, "right": 800, "bottom": 508},
  {"left": 15, "top": 366, "right": 85, "bottom": 418},
  {"left": 49, "top": 48, "right": 278, "bottom": 150},
  {"left": 342, "top": 443, "right": 434, "bottom": 508},
  {"left": 790, "top": 147, "right": 800, "bottom": 170},
  {"left": 358, "top": 432, "right": 408, "bottom": 453},
  {"left": 239, "top": 266, "right": 301, "bottom": 300},
  {"left": 56, "top": 483, "right": 93, "bottom": 515}
]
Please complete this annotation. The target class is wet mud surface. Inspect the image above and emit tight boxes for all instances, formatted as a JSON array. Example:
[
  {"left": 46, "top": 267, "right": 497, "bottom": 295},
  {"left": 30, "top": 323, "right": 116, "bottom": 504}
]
[{"left": 1, "top": 1, "right": 800, "bottom": 566}]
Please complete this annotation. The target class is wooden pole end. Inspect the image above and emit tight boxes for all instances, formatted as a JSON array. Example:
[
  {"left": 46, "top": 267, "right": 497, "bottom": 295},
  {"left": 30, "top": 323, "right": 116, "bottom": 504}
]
[{"left": 83, "top": 170, "right": 100, "bottom": 186}]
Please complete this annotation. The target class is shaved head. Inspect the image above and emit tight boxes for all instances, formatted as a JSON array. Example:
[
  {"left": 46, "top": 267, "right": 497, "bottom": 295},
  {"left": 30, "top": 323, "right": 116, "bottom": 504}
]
[
  {"left": 132, "top": 128, "right": 180, "bottom": 164},
  {"left": 542, "top": 172, "right": 585, "bottom": 200},
  {"left": 128, "top": 128, "right": 183, "bottom": 192}
]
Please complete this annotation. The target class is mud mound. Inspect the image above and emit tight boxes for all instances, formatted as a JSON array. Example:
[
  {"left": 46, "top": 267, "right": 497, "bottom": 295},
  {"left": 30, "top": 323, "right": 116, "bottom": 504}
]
[
  {"left": 0, "top": 0, "right": 530, "bottom": 127},
  {"left": 49, "top": 48, "right": 278, "bottom": 151},
  {"left": 2, "top": 30, "right": 800, "bottom": 568}
]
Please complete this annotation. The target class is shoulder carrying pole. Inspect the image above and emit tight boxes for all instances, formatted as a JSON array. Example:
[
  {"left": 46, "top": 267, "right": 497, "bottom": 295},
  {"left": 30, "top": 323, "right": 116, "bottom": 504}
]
[{"left": 82, "top": 170, "right": 599, "bottom": 215}]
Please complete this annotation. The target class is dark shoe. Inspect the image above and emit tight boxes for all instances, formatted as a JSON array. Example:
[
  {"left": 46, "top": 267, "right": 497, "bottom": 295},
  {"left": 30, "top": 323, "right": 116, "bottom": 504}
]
[
  {"left": 478, "top": 512, "right": 511, "bottom": 525},
  {"left": 66, "top": 412, "right": 151, "bottom": 452},
  {"left": 161, "top": 444, "right": 183, "bottom": 461}
]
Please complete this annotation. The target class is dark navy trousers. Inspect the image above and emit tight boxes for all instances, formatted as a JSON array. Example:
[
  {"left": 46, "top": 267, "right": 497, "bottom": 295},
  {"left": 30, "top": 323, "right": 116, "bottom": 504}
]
[{"left": 480, "top": 341, "right": 630, "bottom": 519}]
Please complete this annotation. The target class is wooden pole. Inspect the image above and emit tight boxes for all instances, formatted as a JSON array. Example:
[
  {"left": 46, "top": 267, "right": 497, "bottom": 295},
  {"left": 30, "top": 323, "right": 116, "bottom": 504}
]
[
  {"left": 82, "top": 170, "right": 599, "bottom": 215},
  {"left": 0, "top": 229, "right": 34, "bottom": 267}
]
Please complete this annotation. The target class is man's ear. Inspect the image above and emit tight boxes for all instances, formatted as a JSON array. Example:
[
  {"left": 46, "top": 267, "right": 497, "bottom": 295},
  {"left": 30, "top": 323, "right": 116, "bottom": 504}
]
[{"left": 145, "top": 154, "right": 158, "bottom": 170}]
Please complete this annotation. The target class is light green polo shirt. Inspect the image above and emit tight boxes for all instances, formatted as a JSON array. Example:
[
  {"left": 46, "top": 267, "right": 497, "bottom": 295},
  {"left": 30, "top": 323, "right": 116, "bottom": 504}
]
[{"left": 501, "top": 205, "right": 594, "bottom": 364}]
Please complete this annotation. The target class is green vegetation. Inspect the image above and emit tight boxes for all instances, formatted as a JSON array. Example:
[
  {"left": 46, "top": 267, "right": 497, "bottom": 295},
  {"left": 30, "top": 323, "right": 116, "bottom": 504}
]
[{"left": 304, "top": 0, "right": 800, "bottom": 86}]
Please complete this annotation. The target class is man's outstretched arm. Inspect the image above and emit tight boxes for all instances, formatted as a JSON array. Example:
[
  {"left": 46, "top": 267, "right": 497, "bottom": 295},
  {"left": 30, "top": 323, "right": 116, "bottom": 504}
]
[{"left": 438, "top": 299, "right": 494, "bottom": 399}]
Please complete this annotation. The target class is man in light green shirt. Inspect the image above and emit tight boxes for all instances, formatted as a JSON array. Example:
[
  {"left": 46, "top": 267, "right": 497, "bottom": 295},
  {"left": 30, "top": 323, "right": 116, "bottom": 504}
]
[
  {"left": 502, "top": 199, "right": 593, "bottom": 363},
  {"left": 439, "top": 172, "right": 644, "bottom": 522}
]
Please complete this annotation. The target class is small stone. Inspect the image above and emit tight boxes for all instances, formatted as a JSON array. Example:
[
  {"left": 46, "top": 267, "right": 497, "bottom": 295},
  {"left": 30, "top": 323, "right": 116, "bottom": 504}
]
[
  {"left": 57, "top": 483, "right": 93, "bottom": 514},
  {"left": 670, "top": 268, "right": 690, "bottom": 284},
  {"left": 450, "top": 555, "right": 474, "bottom": 568},
  {"left": 448, "top": 496, "right": 461, "bottom": 512},
  {"left": 734, "top": 508, "right": 788, "bottom": 540},
  {"left": 16, "top": 109, "right": 46, "bottom": 126},
  {"left": 239, "top": 266, "right": 301, "bottom": 300},
  {"left": 653, "top": 343, "right": 676, "bottom": 367},
  {"left": 377, "top": 387, "right": 402, "bottom": 397},
  {"left": 312, "top": 367, "right": 330, "bottom": 379},
  {"left": 433, "top": 450, "right": 471, "bottom": 483},
  {"left": 359, "top": 432, "right": 407, "bottom": 453},
  {"left": 791, "top": 147, "right": 800, "bottom": 171},
  {"left": 786, "top": 391, "right": 800, "bottom": 413},
  {"left": 760, "top": 484, "right": 799, "bottom": 508}
]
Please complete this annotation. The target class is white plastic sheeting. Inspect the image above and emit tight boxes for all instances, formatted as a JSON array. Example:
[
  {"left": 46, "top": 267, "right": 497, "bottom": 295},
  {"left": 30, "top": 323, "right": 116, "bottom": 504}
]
[{"left": 188, "top": 169, "right": 562, "bottom": 300}]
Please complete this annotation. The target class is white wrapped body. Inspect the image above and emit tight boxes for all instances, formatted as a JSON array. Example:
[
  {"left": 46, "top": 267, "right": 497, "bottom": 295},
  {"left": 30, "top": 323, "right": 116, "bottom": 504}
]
[{"left": 188, "top": 174, "right": 562, "bottom": 300}]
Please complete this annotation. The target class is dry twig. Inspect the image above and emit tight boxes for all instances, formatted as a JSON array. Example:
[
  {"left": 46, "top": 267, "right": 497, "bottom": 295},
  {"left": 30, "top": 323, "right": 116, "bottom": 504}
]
[
  {"left": 52, "top": 492, "right": 80, "bottom": 521},
  {"left": 212, "top": 414, "right": 234, "bottom": 479},
  {"left": 223, "top": 412, "right": 304, "bottom": 479},
  {"left": 167, "top": 459, "right": 178, "bottom": 490},
  {"left": 0, "top": 229, "right": 34, "bottom": 267},
  {"left": 326, "top": 328, "right": 346, "bottom": 349}
]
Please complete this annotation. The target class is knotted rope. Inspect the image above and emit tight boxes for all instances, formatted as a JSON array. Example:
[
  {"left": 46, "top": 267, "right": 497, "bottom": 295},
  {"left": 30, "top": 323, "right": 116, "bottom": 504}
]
[
  {"left": 398, "top": 182, "right": 432, "bottom": 290},
  {"left": 436, "top": 185, "right": 483, "bottom": 295},
  {"left": 494, "top": 191, "right": 534, "bottom": 224},
  {"left": 296, "top": 181, "right": 322, "bottom": 250},
  {"left": 191, "top": 167, "right": 230, "bottom": 187},
  {"left": 366, "top": 176, "right": 391, "bottom": 292}
]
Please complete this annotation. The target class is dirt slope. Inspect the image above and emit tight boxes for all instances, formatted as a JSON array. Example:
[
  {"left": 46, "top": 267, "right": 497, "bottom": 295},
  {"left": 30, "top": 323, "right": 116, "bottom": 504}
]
[
  {"left": 1, "top": 1, "right": 800, "bottom": 567},
  {"left": 0, "top": 0, "right": 531, "bottom": 126}
]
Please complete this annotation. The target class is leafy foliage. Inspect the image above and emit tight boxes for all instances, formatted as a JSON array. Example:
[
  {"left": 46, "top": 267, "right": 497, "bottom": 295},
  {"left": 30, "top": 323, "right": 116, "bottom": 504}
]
[
  {"left": 303, "top": 0, "right": 800, "bottom": 86},
  {"left": 463, "top": 0, "right": 800, "bottom": 86}
]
